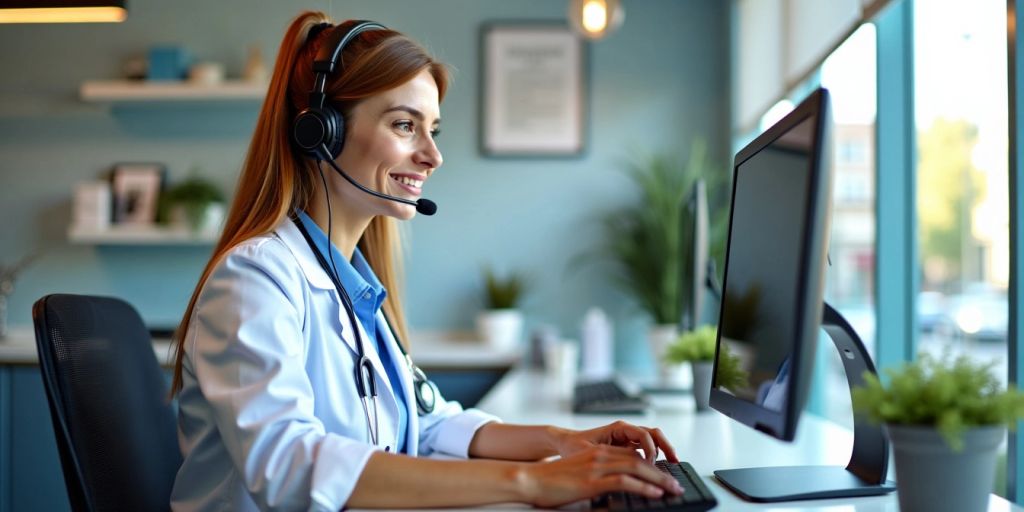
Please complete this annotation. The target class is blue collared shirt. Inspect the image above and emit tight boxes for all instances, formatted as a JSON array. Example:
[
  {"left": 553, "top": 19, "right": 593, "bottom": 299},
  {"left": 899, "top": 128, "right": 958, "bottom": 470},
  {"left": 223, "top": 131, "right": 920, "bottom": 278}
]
[{"left": 296, "top": 210, "right": 408, "bottom": 452}]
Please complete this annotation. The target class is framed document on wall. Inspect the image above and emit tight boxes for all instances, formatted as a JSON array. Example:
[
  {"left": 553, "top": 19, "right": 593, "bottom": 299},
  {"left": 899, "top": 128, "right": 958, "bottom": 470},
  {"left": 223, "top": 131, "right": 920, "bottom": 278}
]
[{"left": 480, "top": 23, "right": 587, "bottom": 157}]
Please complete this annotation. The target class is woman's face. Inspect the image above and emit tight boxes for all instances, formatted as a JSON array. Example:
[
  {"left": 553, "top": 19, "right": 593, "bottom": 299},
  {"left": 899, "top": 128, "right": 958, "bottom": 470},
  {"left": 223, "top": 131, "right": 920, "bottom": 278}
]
[{"left": 334, "top": 68, "right": 443, "bottom": 220}]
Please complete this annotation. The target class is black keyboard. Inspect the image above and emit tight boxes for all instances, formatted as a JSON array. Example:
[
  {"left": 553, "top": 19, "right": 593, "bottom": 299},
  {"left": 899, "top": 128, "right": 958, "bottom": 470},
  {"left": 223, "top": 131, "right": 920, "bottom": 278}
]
[
  {"left": 573, "top": 379, "right": 648, "bottom": 414},
  {"left": 591, "top": 461, "right": 717, "bottom": 511}
]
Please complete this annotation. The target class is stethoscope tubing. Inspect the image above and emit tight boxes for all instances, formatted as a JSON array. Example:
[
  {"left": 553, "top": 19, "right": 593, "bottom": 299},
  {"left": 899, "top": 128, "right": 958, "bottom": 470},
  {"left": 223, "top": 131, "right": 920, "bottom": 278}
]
[{"left": 292, "top": 216, "right": 435, "bottom": 447}]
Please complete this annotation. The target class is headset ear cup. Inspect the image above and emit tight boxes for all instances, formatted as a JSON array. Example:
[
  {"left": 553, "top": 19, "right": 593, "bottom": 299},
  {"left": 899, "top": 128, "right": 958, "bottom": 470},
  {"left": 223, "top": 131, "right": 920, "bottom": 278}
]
[
  {"left": 325, "top": 106, "right": 345, "bottom": 160},
  {"left": 293, "top": 108, "right": 330, "bottom": 158}
]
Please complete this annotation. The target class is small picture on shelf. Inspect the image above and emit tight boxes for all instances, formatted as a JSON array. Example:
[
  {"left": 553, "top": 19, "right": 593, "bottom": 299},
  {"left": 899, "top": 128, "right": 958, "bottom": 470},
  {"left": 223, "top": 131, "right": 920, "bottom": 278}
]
[{"left": 110, "top": 163, "right": 165, "bottom": 225}]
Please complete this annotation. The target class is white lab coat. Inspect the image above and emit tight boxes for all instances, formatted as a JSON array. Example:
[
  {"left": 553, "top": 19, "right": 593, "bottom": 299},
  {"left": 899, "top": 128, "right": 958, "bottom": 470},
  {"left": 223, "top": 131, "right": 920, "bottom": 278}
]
[{"left": 170, "top": 218, "right": 499, "bottom": 512}]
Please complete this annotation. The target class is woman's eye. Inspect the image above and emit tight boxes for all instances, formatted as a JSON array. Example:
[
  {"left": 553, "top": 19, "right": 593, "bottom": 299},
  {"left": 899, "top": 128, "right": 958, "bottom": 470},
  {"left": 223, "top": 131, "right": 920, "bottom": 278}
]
[
  {"left": 430, "top": 128, "right": 441, "bottom": 139},
  {"left": 394, "top": 121, "right": 414, "bottom": 133}
]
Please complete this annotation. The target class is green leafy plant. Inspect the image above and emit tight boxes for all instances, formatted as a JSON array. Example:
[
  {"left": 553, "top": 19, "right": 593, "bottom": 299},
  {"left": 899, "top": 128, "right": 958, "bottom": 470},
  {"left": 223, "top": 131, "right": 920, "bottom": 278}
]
[
  {"left": 852, "top": 352, "right": 1024, "bottom": 451},
  {"left": 664, "top": 325, "right": 748, "bottom": 391},
  {"left": 161, "top": 172, "right": 225, "bottom": 229},
  {"left": 665, "top": 325, "right": 718, "bottom": 363},
  {"left": 482, "top": 266, "right": 529, "bottom": 310},
  {"left": 591, "top": 140, "right": 728, "bottom": 324},
  {"left": 713, "top": 341, "right": 748, "bottom": 392}
]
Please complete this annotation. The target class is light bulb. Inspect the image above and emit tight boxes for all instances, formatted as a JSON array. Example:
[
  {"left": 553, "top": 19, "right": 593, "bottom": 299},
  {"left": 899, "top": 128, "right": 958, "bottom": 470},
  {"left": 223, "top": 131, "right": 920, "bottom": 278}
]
[
  {"left": 581, "top": 0, "right": 608, "bottom": 34},
  {"left": 569, "top": 0, "right": 624, "bottom": 40}
]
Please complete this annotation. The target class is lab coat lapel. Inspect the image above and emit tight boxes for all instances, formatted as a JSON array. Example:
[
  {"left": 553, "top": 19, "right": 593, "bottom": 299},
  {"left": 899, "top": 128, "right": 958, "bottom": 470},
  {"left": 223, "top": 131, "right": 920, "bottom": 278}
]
[
  {"left": 377, "top": 310, "right": 418, "bottom": 454},
  {"left": 274, "top": 219, "right": 357, "bottom": 355}
]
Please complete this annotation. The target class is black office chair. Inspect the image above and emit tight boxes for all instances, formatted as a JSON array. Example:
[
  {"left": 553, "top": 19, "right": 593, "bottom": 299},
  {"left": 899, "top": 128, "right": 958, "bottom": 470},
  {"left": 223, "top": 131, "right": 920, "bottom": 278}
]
[{"left": 32, "top": 294, "right": 181, "bottom": 512}]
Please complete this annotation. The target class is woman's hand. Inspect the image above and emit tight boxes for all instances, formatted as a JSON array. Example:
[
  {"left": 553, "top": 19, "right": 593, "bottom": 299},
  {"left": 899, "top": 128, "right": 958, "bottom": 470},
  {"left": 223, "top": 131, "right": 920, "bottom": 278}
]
[
  {"left": 518, "top": 445, "right": 683, "bottom": 508},
  {"left": 553, "top": 420, "right": 679, "bottom": 463}
]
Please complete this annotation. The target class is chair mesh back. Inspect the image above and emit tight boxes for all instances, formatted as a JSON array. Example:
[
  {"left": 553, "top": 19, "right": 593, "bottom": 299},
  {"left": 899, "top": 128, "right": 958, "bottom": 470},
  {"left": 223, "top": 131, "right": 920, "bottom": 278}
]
[{"left": 33, "top": 294, "right": 181, "bottom": 512}]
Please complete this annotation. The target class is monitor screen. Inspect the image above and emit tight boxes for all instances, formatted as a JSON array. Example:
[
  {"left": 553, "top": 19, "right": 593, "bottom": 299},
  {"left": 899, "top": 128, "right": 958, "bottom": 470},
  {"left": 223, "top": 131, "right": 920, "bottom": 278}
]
[
  {"left": 710, "top": 88, "right": 832, "bottom": 442},
  {"left": 679, "top": 179, "right": 708, "bottom": 332}
]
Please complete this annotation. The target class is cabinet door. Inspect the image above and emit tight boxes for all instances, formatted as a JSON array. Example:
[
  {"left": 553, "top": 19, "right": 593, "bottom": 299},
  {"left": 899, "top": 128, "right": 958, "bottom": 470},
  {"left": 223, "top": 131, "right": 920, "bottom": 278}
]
[
  {"left": 424, "top": 367, "right": 510, "bottom": 408},
  {"left": 4, "top": 366, "right": 71, "bottom": 512}
]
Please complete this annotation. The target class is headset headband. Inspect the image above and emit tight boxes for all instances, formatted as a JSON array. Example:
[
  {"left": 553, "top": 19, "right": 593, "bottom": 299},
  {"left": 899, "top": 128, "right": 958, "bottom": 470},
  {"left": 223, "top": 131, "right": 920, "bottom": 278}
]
[{"left": 308, "top": 20, "right": 386, "bottom": 110}]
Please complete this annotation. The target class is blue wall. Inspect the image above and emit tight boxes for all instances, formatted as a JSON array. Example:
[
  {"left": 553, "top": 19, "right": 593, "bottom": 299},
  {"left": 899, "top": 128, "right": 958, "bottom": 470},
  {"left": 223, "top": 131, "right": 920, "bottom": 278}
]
[{"left": 0, "top": 0, "right": 729, "bottom": 370}]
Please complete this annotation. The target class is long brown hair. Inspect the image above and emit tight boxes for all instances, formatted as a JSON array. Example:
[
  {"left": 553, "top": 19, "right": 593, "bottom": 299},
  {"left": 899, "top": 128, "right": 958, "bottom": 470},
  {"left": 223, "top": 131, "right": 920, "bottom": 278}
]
[{"left": 170, "top": 12, "right": 449, "bottom": 395}]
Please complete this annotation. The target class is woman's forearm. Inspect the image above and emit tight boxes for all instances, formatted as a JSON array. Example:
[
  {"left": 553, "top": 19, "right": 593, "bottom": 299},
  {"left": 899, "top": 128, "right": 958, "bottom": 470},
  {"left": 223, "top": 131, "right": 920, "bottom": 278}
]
[
  {"left": 467, "top": 422, "right": 569, "bottom": 461},
  {"left": 346, "top": 452, "right": 529, "bottom": 508}
]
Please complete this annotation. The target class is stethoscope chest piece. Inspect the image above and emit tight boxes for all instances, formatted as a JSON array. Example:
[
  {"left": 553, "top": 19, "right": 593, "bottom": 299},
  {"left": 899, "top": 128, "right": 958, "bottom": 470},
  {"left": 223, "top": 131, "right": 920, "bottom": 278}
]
[{"left": 407, "top": 355, "right": 437, "bottom": 415}]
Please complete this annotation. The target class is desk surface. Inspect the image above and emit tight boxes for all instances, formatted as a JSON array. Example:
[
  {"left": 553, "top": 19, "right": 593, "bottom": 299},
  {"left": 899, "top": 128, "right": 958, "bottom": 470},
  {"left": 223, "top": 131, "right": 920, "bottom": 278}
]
[{"left": 473, "top": 369, "right": 1023, "bottom": 512}]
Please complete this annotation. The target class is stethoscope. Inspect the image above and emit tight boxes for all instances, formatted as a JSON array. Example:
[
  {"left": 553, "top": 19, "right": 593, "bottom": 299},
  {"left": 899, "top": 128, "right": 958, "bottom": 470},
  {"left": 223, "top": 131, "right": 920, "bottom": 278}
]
[{"left": 292, "top": 217, "right": 438, "bottom": 448}]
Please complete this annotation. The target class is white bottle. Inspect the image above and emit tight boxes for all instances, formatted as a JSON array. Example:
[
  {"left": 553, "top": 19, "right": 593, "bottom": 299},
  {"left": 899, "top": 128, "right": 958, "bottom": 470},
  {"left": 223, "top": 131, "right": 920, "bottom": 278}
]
[{"left": 579, "top": 307, "right": 614, "bottom": 379}]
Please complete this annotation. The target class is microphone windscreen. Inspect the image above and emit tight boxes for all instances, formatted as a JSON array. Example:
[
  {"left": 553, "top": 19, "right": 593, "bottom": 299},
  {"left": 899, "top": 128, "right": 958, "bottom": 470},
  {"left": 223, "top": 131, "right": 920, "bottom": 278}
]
[{"left": 416, "top": 199, "right": 437, "bottom": 216}]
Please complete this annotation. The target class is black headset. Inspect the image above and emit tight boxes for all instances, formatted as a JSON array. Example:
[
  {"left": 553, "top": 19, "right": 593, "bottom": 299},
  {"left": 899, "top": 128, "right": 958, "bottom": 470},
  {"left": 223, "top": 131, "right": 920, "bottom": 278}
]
[
  {"left": 290, "top": 21, "right": 438, "bottom": 422},
  {"left": 292, "top": 20, "right": 386, "bottom": 161}
]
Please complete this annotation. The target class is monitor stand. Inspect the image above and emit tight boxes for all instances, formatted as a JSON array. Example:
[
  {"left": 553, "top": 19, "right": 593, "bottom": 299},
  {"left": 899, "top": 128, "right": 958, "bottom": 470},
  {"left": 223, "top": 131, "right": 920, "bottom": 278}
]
[{"left": 713, "top": 302, "right": 897, "bottom": 502}]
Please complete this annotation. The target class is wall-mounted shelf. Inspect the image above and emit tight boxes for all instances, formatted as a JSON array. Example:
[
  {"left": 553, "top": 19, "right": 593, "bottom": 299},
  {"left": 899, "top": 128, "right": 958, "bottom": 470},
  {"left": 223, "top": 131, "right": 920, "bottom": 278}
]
[
  {"left": 68, "top": 225, "right": 217, "bottom": 245},
  {"left": 79, "top": 80, "right": 267, "bottom": 103}
]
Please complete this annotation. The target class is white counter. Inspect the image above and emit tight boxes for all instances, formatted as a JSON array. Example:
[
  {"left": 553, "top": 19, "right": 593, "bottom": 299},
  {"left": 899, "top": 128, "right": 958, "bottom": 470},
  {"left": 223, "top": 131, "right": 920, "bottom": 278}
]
[{"left": 0, "top": 328, "right": 522, "bottom": 369}]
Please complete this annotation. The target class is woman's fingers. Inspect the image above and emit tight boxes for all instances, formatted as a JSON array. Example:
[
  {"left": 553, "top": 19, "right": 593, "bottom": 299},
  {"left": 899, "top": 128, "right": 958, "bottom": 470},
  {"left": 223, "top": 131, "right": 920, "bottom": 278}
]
[
  {"left": 594, "top": 450, "right": 682, "bottom": 494},
  {"left": 648, "top": 427, "right": 679, "bottom": 462},
  {"left": 594, "top": 474, "right": 666, "bottom": 499},
  {"left": 609, "top": 421, "right": 659, "bottom": 462}
]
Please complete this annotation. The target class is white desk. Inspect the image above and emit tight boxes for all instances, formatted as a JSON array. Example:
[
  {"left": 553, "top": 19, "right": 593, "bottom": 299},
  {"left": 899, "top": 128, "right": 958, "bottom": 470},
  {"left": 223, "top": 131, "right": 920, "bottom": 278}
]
[{"left": 473, "top": 369, "right": 1023, "bottom": 512}]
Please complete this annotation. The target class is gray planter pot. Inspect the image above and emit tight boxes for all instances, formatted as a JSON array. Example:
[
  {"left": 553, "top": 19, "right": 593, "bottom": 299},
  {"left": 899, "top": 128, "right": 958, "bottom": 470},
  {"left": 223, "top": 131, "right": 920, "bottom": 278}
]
[
  {"left": 691, "top": 361, "right": 713, "bottom": 411},
  {"left": 886, "top": 424, "right": 1004, "bottom": 512}
]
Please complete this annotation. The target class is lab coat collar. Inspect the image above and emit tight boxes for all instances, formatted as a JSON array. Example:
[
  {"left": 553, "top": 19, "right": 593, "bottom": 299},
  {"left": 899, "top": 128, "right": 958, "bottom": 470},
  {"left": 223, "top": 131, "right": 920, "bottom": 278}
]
[{"left": 274, "top": 217, "right": 335, "bottom": 290}]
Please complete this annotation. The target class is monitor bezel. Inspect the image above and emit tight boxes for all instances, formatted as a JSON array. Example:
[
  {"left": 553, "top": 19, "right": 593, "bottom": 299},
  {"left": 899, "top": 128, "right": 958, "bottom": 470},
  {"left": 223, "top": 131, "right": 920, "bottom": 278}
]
[{"left": 709, "top": 88, "right": 833, "bottom": 442}]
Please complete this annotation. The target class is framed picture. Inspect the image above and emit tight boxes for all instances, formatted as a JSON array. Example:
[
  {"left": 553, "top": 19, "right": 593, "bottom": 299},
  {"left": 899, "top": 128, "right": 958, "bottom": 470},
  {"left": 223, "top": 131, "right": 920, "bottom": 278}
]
[
  {"left": 110, "top": 163, "right": 165, "bottom": 225},
  {"left": 480, "top": 23, "right": 587, "bottom": 157}
]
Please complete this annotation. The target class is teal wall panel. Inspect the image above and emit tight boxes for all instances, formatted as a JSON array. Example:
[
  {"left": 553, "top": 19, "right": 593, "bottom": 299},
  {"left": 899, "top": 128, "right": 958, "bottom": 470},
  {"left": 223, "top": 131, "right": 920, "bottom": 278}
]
[
  {"left": 1007, "top": 0, "right": 1024, "bottom": 502},
  {"left": 0, "top": 0, "right": 730, "bottom": 372},
  {"left": 874, "top": 0, "right": 917, "bottom": 370}
]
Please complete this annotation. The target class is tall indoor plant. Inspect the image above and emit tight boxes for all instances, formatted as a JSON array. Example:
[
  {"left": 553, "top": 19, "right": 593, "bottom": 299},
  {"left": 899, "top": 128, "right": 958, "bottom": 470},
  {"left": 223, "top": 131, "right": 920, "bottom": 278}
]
[
  {"left": 595, "top": 140, "right": 727, "bottom": 385},
  {"left": 852, "top": 353, "right": 1024, "bottom": 512}
]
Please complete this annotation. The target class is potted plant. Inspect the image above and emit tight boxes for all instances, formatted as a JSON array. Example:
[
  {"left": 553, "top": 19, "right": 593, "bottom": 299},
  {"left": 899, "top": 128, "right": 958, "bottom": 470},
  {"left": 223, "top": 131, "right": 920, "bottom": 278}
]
[
  {"left": 476, "top": 266, "right": 529, "bottom": 350},
  {"left": 593, "top": 140, "right": 727, "bottom": 386},
  {"left": 162, "top": 172, "right": 226, "bottom": 234},
  {"left": 852, "top": 353, "right": 1024, "bottom": 512},
  {"left": 665, "top": 325, "right": 747, "bottom": 411}
]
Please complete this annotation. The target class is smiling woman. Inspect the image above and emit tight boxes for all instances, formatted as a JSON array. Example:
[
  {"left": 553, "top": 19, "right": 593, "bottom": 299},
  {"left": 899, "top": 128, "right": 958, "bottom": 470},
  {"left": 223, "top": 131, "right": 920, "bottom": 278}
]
[{"left": 166, "top": 10, "right": 684, "bottom": 512}]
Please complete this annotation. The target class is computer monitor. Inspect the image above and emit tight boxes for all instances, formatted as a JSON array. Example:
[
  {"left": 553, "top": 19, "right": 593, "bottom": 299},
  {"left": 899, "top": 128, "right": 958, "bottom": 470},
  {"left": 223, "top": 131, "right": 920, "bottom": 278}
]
[
  {"left": 680, "top": 179, "right": 709, "bottom": 332},
  {"left": 709, "top": 88, "right": 895, "bottom": 502}
]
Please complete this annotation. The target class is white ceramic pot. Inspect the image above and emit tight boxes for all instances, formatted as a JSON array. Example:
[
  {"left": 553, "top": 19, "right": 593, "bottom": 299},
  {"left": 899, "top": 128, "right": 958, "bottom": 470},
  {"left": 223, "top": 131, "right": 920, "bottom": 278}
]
[
  {"left": 691, "top": 361, "right": 713, "bottom": 411},
  {"left": 476, "top": 309, "right": 524, "bottom": 350},
  {"left": 171, "top": 202, "right": 225, "bottom": 235},
  {"left": 648, "top": 324, "right": 690, "bottom": 389}
]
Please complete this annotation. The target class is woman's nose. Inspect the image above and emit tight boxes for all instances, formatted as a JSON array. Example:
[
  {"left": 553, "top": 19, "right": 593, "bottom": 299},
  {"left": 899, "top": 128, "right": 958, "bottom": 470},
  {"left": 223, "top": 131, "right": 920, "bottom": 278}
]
[{"left": 416, "top": 137, "right": 442, "bottom": 170}]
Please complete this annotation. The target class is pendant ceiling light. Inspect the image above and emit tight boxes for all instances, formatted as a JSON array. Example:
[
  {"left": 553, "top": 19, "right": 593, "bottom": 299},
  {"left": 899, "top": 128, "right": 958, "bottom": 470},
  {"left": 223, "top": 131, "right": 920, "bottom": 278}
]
[
  {"left": 0, "top": 0, "right": 126, "bottom": 23},
  {"left": 568, "top": 0, "right": 624, "bottom": 40}
]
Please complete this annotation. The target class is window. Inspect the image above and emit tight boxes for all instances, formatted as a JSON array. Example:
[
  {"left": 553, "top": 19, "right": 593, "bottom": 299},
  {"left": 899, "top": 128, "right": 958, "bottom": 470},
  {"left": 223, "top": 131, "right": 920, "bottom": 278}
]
[{"left": 913, "top": 0, "right": 1009, "bottom": 496}]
